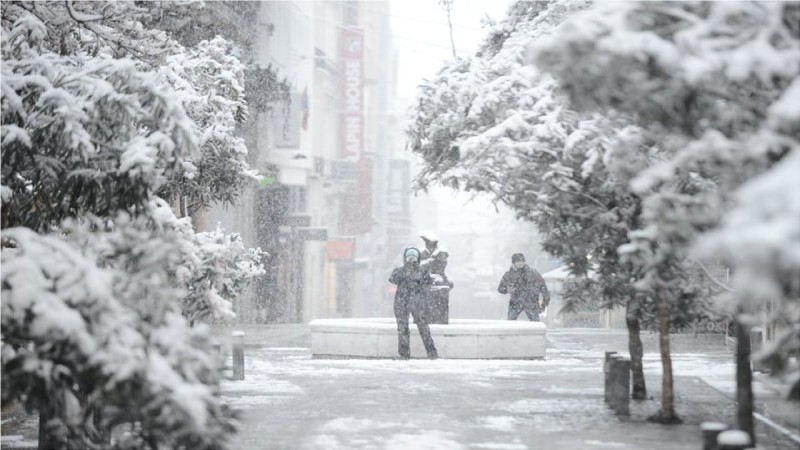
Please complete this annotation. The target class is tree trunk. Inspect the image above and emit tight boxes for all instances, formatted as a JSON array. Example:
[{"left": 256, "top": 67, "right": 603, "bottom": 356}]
[
  {"left": 649, "top": 294, "right": 682, "bottom": 423},
  {"left": 179, "top": 195, "right": 187, "bottom": 218},
  {"left": 735, "top": 319, "right": 756, "bottom": 445},
  {"left": 626, "top": 312, "right": 647, "bottom": 400},
  {"left": 38, "top": 406, "right": 64, "bottom": 450}
]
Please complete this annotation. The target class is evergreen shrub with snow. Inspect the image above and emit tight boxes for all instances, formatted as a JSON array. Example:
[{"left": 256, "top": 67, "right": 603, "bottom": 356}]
[{"left": 1, "top": 1, "right": 267, "bottom": 447}]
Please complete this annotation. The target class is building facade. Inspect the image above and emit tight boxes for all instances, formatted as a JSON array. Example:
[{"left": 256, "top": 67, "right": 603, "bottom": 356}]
[{"left": 205, "top": 1, "right": 400, "bottom": 324}]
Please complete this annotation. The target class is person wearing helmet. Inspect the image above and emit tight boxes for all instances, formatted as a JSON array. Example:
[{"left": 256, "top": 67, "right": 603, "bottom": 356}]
[
  {"left": 419, "top": 231, "right": 453, "bottom": 324},
  {"left": 389, "top": 247, "right": 438, "bottom": 359},
  {"left": 497, "top": 253, "right": 550, "bottom": 321}
]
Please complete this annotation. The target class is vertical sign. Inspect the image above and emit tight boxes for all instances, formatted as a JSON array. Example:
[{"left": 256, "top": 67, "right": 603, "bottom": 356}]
[{"left": 340, "top": 27, "right": 364, "bottom": 161}]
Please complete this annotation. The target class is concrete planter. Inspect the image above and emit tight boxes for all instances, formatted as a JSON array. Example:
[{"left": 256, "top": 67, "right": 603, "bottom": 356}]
[{"left": 310, "top": 318, "right": 546, "bottom": 359}]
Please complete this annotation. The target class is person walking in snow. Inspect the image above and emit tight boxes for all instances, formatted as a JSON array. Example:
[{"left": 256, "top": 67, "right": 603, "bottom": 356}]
[
  {"left": 419, "top": 230, "right": 453, "bottom": 324},
  {"left": 497, "top": 253, "right": 550, "bottom": 321},
  {"left": 389, "top": 247, "right": 439, "bottom": 359}
]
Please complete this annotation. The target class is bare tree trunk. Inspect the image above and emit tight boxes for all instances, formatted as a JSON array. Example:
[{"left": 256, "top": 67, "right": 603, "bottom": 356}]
[
  {"left": 179, "top": 195, "right": 187, "bottom": 218},
  {"left": 38, "top": 406, "right": 64, "bottom": 450},
  {"left": 735, "top": 319, "right": 756, "bottom": 445},
  {"left": 649, "top": 294, "right": 682, "bottom": 423},
  {"left": 626, "top": 311, "right": 647, "bottom": 400}
]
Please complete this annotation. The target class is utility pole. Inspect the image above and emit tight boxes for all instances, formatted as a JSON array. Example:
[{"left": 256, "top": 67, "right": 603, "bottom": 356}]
[{"left": 439, "top": 0, "right": 457, "bottom": 59}]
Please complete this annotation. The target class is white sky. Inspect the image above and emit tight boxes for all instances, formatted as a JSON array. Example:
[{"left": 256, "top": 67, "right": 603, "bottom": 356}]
[{"left": 387, "top": 0, "right": 514, "bottom": 98}]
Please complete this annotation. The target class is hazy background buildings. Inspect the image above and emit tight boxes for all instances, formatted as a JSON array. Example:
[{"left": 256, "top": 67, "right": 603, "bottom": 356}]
[{"left": 202, "top": 0, "right": 550, "bottom": 324}]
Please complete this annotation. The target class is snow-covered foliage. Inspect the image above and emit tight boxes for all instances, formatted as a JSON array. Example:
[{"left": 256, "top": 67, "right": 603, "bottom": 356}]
[
  {"left": 698, "top": 149, "right": 800, "bottom": 384},
  {"left": 1, "top": 2, "right": 260, "bottom": 220},
  {"left": 532, "top": 1, "right": 800, "bottom": 393},
  {"left": 0, "top": 1, "right": 179, "bottom": 62},
  {"left": 1, "top": 227, "right": 235, "bottom": 449},
  {"left": 408, "top": 0, "right": 592, "bottom": 195},
  {"left": 1, "top": 2, "right": 266, "bottom": 447},
  {"left": 1, "top": 10, "right": 195, "bottom": 230},
  {"left": 61, "top": 199, "right": 265, "bottom": 325},
  {"left": 406, "top": 0, "right": 659, "bottom": 402},
  {"left": 192, "top": 222, "right": 267, "bottom": 323},
  {"left": 407, "top": 0, "right": 691, "bottom": 322},
  {"left": 159, "top": 36, "right": 257, "bottom": 213},
  {"left": 407, "top": 0, "right": 797, "bottom": 412}
]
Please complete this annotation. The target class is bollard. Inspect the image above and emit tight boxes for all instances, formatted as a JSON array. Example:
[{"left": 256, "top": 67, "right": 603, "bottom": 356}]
[
  {"left": 717, "top": 430, "right": 751, "bottom": 450},
  {"left": 608, "top": 355, "right": 630, "bottom": 415},
  {"left": 701, "top": 421, "right": 728, "bottom": 450},
  {"left": 232, "top": 331, "right": 245, "bottom": 381},
  {"left": 750, "top": 327, "right": 765, "bottom": 373},
  {"left": 604, "top": 351, "right": 618, "bottom": 403}
]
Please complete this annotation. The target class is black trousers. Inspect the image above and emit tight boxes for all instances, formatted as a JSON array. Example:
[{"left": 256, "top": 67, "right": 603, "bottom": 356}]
[
  {"left": 394, "top": 297, "right": 438, "bottom": 358},
  {"left": 508, "top": 299, "right": 540, "bottom": 321}
]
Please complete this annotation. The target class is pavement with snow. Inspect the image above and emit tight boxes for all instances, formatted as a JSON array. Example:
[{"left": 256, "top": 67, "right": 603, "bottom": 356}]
[
  {"left": 3, "top": 326, "right": 798, "bottom": 449},
  {"left": 216, "top": 326, "right": 799, "bottom": 450}
]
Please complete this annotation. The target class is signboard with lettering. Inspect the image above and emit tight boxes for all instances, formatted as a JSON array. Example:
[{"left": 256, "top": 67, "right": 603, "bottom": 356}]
[{"left": 340, "top": 27, "right": 364, "bottom": 161}]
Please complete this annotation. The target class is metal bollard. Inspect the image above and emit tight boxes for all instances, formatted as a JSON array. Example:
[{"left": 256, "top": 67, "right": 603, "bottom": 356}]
[
  {"left": 750, "top": 328, "right": 765, "bottom": 373},
  {"left": 604, "top": 351, "right": 618, "bottom": 403},
  {"left": 717, "top": 430, "right": 751, "bottom": 450},
  {"left": 700, "top": 421, "right": 727, "bottom": 450},
  {"left": 232, "top": 331, "right": 245, "bottom": 380},
  {"left": 608, "top": 355, "right": 630, "bottom": 415}
]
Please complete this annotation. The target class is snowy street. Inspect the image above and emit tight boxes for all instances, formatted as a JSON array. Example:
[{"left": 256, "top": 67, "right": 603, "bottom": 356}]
[
  {"left": 2, "top": 1, "right": 799, "bottom": 448},
  {"left": 220, "top": 327, "right": 799, "bottom": 449}
]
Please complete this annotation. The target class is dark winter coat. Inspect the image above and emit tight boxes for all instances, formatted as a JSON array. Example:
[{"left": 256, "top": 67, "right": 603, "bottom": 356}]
[
  {"left": 389, "top": 263, "right": 433, "bottom": 307},
  {"left": 497, "top": 264, "right": 550, "bottom": 307}
]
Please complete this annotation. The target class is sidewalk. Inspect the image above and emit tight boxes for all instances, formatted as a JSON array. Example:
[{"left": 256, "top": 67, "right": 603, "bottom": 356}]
[
  {"left": 3, "top": 326, "right": 798, "bottom": 449},
  {"left": 216, "top": 325, "right": 799, "bottom": 450}
]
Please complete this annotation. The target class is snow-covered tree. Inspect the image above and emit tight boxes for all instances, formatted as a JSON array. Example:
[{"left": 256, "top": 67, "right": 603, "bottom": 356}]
[
  {"left": 531, "top": 0, "right": 800, "bottom": 432},
  {"left": 1, "top": 2, "right": 265, "bottom": 218},
  {"left": 1, "top": 227, "right": 237, "bottom": 449},
  {"left": 158, "top": 35, "right": 257, "bottom": 216},
  {"left": 1, "top": 8, "right": 194, "bottom": 231},
  {"left": 2, "top": 2, "right": 265, "bottom": 447},
  {"left": 60, "top": 199, "right": 265, "bottom": 326},
  {"left": 407, "top": 0, "right": 663, "bottom": 400}
]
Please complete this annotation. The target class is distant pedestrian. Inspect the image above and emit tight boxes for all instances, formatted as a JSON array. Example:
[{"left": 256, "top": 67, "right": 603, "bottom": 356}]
[
  {"left": 389, "top": 247, "right": 439, "bottom": 359},
  {"left": 419, "top": 230, "right": 453, "bottom": 324},
  {"left": 497, "top": 253, "right": 550, "bottom": 321}
]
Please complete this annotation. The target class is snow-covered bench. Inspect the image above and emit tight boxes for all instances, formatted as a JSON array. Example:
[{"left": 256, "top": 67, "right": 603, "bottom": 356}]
[{"left": 309, "top": 318, "right": 546, "bottom": 359}]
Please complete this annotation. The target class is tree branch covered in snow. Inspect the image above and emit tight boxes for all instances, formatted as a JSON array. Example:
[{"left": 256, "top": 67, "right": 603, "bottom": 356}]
[
  {"left": 1, "top": 12, "right": 195, "bottom": 231},
  {"left": 1, "top": 227, "right": 236, "bottom": 449},
  {"left": 532, "top": 0, "right": 800, "bottom": 395},
  {"left": 406, "top": 0, "right": 715, "bottom": 325},
  {"left": 1, "top": 2, "right": 267, "bottom": 446},
  {"left": 158, "top": 36, "right": 257, "bottom": 213}
]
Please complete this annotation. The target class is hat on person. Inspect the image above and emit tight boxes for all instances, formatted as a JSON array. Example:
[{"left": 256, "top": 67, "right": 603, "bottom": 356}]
[
  {"left": 512, "top": 253, "right": 525, "bottom": 263},
  {"left": 404, "top": 247, "right": 421, "bottom": 263}
]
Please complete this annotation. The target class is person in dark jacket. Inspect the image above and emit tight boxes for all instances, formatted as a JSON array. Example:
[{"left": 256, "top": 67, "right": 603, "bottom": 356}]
[
  {"left": 389, "top": 247, "right": 438, "bottom": 359},
  {"left": 497, "top": 253, "right": 550, "bottom": 321},
  {"left": 419, "top": 231, "right": 453, "bottom": 324}
]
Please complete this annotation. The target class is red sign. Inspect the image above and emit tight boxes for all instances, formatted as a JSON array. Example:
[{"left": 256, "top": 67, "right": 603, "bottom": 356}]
[
  {"left": 340, "top": 27, "right": 364, "bottom": 161},
  {"left": 327, "top": 238, "right": 355, "bottom": 260}
]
